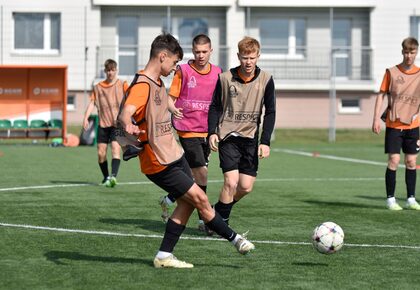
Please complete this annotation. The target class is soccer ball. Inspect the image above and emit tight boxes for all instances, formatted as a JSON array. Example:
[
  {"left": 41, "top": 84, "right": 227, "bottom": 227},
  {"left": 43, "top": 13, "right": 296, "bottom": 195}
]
[{"left": 312, "top": 222, "right": 344, "bottom": 254}]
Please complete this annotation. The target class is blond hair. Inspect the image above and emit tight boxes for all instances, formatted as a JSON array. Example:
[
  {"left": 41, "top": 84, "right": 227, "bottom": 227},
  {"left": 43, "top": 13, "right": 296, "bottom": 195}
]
[
  {"left": 402, "top": 37, "right": 419, "bottom": 50},
  {"left": 238, "top": 37, "right": 260, "bottom": 55}
]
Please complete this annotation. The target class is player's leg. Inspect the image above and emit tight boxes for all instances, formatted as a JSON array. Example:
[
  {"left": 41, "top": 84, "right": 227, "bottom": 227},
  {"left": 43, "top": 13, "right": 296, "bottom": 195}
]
[
  {"left": 216, "top": 137, "right": 259, "bottom": 223},
  {"left": 181, "top": 137, "right": 210, "bottom": 232},
  {"left": 151, "top": 158, "right": 254, "bottom": 268},
  {"left": 384, "top": 127, "right": 403, "bottom": 210},
  {"left": 180, "top": 183, "right": 255, "bottom": 255},
  {"left": 154, "top": 198, "right": 195, "bottom": 268},
  {"left": 402, "top": 128, "right": 420, "bottom": 210},
  {"left": 149, "top": 158, "right": 196, "bottom": 268},
  {"left": 96, "top": 126, "right": 110, "bottom": 185},
  {"left": 214, "top": 170, "right": 239, "bottom": 225},
  {"left": 234, "top": 173, "right": 256, "bottom": 201},
  {"left": 214, "top": 138, "right": 241, "bottom": 225},
  {"left": 108, "top": 127, "right": 121, "bottom": 187}
]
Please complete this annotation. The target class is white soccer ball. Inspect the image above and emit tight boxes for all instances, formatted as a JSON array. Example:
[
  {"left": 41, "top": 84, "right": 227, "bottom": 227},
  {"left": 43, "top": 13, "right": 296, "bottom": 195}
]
[{"left": 312, "top": 222, "right": 344, "bottom": 254}]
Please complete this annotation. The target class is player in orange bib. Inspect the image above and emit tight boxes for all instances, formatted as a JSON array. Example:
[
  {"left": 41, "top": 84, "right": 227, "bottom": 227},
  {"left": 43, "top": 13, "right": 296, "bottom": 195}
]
[
  {"left": 83, "top": 59, "right": 128, "bottom": 187},
  {"left": 372, "top": 37, "right": 420, "bottom": 211},
  {"left": 119, "top": 33, "right": 255, "bottom": 269}
]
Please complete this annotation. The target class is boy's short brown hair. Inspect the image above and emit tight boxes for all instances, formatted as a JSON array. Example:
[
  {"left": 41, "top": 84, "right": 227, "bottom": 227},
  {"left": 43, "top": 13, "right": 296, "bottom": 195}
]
[
  {"left": 104, "top": 59, "right": 117, "bottom": 71},
  {"left": 150, "top": 33, "right": 183, "bottom": 60},
  {"left": 193, "top": 34, "right": 211, "bottom": 47},
  {"left": 402, "top": 37, "right": 419, "bottom": 50},
  {"left": 238, "top": 37, "right": 260, "bottom": 55}
]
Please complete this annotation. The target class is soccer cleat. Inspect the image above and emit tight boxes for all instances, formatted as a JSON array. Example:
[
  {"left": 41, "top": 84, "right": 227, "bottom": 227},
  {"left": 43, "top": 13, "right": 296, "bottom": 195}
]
[
  {"left": 198, "top": 222, "right": 214, "bottom": 236},
  {"left": 159, "top": 196, "right": 170, "bottom": 223},
  {"left": 109, "top": 176, "right": 117, "bottom": 187},
  {"left": 153, "top": 255, "right": 193, "bottom": 268},
  {"left": 102, "top": 177, "right": 112, "bottom": 188},
  {"left": 234, "top": 232, "right": 255, "bottom": 255},
  {"left": 387, "top": 202, "right": 403, "bottom": 211},
  {"left": 406, "top": 200, "right": 420, "bottom": 210}
]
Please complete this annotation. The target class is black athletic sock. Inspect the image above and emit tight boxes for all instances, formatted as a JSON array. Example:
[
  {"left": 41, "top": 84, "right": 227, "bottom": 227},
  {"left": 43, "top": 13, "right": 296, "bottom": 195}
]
[
  {"left": 166, "top": 193, "right": 176, "bottom": 203},
  {"left": 111, "top": 158, "right": 120, "bottom": 177},
  {"left": 214, "top": 200, "right": 236, "bottom": 225},
  {"left": 405, "top": 168, "right": 417, "bottom": 198},
  {"left": 385, "top": 168, "right": 396, "bottom": 198},
  {"left": 159, "top": 219, "right": 185, "bottom": 253},
  {"left": 205, "top": 212, "right": 237, "bottom": 241},
  {"left": 197, "top": 185, "right": 207, "bottom": 221},
  {"left": 99, "top": 161, "right": 109, "bottom": 181}
]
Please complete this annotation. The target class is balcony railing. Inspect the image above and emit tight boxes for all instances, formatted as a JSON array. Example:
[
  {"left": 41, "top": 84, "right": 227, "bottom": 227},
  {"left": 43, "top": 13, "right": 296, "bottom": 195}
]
[
  {"left": 258, "top": 46, "right": 373, "bottom": 81},
  {"left": 95, "top": 45, "right": 373, "bottom": 82},
  {"left": 95, "top": 45, "right": 230, "bottom": 80}
]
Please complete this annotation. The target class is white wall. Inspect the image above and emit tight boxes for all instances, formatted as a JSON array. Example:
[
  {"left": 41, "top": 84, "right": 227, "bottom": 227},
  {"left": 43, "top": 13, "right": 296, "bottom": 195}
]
[
  {"left": 0, "top": 0, "right": 100, "bottom": 91},
  {"left": 371, "top": 0, "right": 420, "bottom": 90}
]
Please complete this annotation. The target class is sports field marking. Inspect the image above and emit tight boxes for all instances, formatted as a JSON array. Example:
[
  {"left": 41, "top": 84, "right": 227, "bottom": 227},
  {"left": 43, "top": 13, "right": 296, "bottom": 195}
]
[
  {"left": 0, "top": 177, "right": 382, "bottom": 192},
  {"left": 1, "top": 222, "right": 420, "bottom": 250},
  {"left": 274, "top": 148, "right": 405, "bottom": 168}
]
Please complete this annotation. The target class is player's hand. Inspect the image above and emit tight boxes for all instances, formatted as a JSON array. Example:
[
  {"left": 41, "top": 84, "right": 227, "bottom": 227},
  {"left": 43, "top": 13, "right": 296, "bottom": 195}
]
[
  {"left": 209, "top": 134, "right": 219, "bottom": 152},
  {"left": 125, "top": 123, "right": 145, "bottom": 136},
  {"left": 83, "top": 119, "right": 90, "bottom": 131},
  {"left": 172, "top": 107, "right": 183, "bottom": 119},
  {"left": 372, "top": 119, "right": 381, "bottom": 134},
  {"left": 258, "top": 144, "right": 270, "bottom": 159}
]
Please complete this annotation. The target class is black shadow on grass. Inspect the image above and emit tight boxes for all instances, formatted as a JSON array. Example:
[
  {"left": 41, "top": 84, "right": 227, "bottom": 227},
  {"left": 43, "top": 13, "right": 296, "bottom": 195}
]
[
  {"left": 356, "top": 195, "right": 383, "bottom": 201},
  {"left": 45, "top": 251, "right": 240, "bottom": 268},
  {"left": 303, "top": 200, "right": 382, "bottom": 209},
  {"left": 99, "top": 218, "right": 165, "bottom": 233},
  {"left": 292, "top": 262, "right": 328, "bottom": 267},
  {"left": 98, "top": 218, "right": 206, "bottom": 236},
  {"left": 50, "top": 180, "right": 97, "bottom": 185},
  {"left": 45, "top": 251, "right": 151, "bottom": 266}
]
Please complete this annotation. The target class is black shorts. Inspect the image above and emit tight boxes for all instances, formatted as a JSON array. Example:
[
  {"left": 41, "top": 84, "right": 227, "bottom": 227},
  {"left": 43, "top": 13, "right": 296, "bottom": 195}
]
[
  {"left": 385, "top": 127, "right": 420, "bottom": 154},
  {"left": 146, "top": 156, "right": 194, "bottom": 199},
  {"left": 218, "top": 136, "right": 258, "bottom": 177},
  {"left": 179, "top": 137, "right": 210, "bottom": 168},
  {"left": 97, "top": 126, "right": 117, "bottom": 144}
]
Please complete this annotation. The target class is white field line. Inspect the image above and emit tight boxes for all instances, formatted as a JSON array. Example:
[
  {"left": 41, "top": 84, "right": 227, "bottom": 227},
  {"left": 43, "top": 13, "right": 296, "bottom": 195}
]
[
  {"left": 0, "top": 177, "right": 382, "bottom": 192},
  {"left": 273, "top": 148, "right": 405, "bottom": 168},
  {"left": 1, "top": 222, "right": 420, "bottom": 250},
  {"left": 0, "top": 149, "right": 388, "bottom": 193}
]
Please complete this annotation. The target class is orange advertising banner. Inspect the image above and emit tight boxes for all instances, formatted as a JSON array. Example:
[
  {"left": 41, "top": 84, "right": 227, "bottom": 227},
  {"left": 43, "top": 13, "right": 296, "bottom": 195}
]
[{"left": 0, "top": 65, "right": 67, "bottom": 138}]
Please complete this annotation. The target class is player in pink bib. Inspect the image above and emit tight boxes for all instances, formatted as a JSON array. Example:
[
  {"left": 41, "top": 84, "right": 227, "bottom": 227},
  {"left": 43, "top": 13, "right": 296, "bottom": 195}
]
[{"left": 160, "top": 34, "right": 222, "bottom": 235}]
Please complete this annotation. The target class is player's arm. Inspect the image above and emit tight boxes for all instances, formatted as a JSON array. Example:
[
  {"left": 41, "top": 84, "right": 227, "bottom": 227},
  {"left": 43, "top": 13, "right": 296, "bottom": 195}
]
[
  {"left": 122, "top": 80, "right": 129, "bottom": 93},
  {"left": 372, "top": 70, "right": 389, "bottom": 134},
  {"left": 168, "top": 69, "right": 183, "bottom": 119},
  {"left": 82, "top": 93, "right": 95, "bottom": 131},
  {"left": 119, "top": 83, "right": 148, "bottom": 135},
  {"left": 260, "top": 77, "right": 276, "bottom": 146},
  {"left": 208, "top": 77, "right": 223, "bottom": 151},
  {"left": 258, "top": 77, "right": 276, "bottom": 158},
  {"left": 119, "top": 104, "right": 142, "bottom": 135}
]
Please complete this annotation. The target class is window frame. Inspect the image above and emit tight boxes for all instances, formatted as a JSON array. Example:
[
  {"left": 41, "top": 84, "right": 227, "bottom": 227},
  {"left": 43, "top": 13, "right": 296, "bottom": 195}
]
[
  {"left": 66, "top": 94, "right": 76, "bottom": 112},
  {"left": 338, "top": 98, "right": 361, "bottom": 114},
  {"left": 410, "top": 16, "right": 420, "bottom": 39},
  {"left": 259, "top": 18, "right": 306, "bottom": 60},
  {"left": 164, "top": 17, "right": 209, "bottom": 61},
  {"left": 13, "top": 12, "right": 61, "bottom": 55}
]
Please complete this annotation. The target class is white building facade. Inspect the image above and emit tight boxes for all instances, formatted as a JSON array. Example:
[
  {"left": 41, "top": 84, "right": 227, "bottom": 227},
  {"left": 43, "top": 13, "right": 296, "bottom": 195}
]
[{"left": 1, "top": 0, "right": 419, "bottom": 128}]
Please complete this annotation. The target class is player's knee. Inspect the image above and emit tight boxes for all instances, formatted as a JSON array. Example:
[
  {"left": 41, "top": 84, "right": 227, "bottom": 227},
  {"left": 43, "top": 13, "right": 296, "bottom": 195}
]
[
  {"left": 224, "top": 180, "right": 238, "bottom": 192},
  {"left": 406, "top": 159, "right": 417, "bottom": 169}
]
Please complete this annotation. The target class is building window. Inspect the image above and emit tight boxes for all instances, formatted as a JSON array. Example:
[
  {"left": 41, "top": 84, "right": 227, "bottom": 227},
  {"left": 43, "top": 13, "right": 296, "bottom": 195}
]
[
  {"left": 67, "top": 95, "right": 75, "bottom": 111},
  {"left": 259, "top": 18, "right": 306, "bottom": 56},
  {"left": 14, "top": 13, "right": 60, "bottom": 53},
  {"left": 339, "top": 98, "right": 360, "bottom": 114},
  {"left": 164, "top": 18, "right": 208, "bottom": 48},
  {"left": 410, "top": 16, "right": 420, "bottom": 39}
]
